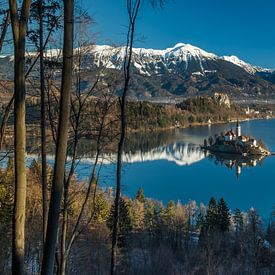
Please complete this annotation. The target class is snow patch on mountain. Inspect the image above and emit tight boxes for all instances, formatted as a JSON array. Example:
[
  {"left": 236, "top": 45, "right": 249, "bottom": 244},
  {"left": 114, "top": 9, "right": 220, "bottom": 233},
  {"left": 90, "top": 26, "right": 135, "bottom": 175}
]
[{"left": 222, "top": 55, "right": 262, "bottom": 74}]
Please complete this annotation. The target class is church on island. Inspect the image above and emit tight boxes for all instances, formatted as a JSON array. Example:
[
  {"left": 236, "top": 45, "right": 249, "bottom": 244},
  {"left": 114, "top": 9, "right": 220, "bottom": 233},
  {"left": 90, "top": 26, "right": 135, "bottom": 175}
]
[{"left": 203, "top": 121, "right": 270, "bottom": 156}]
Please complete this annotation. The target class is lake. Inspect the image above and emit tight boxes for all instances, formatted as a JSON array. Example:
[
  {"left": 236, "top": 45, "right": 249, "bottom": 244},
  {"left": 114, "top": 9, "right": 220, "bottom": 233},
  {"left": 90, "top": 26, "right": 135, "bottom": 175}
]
[
  {"left": 73, "top": 119, "right": 275, "bottom": 218},
  {"left": 2, "top": 119, "right": 275, "bottom": 218}
]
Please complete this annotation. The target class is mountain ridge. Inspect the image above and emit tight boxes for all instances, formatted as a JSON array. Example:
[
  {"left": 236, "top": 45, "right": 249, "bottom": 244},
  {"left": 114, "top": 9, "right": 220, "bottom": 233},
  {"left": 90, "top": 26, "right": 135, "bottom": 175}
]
[
  {"left": 86, "top": 43, "right": 275, "bottom": 100},
  {"left": 86, "top": 42, "right": 268, "bottom": 76},
  {"left": 1, "top": 42, "right": 275, "bottom": 101}
]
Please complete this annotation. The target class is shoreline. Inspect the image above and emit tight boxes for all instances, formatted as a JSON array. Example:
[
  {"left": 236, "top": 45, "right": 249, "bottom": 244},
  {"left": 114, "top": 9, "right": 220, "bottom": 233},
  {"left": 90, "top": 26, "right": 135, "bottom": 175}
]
[{"left": 128, "top": 115, "right": 275, "bottom": 134}]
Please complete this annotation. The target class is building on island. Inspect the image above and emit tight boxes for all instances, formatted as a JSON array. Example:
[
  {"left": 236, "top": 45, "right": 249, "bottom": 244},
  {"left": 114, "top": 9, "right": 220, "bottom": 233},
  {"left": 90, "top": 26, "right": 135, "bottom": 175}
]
[{"left": 203, "top": 121, "right": 270, "bottom": 156}]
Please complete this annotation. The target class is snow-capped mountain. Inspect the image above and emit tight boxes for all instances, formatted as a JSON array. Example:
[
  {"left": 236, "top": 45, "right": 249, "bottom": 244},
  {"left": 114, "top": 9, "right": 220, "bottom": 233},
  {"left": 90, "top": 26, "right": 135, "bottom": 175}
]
[
  {"left": 76, "top": 42, "right": 275, "bottom": 100},
  {"left": 32, "top": 42, "right": 264, "bottom": 76},
  {"left": 86, "top": 43, "right": 265, "bottom": 76},
  {"left": 1, "top": 42, "right": 275, "bottom": 100}
]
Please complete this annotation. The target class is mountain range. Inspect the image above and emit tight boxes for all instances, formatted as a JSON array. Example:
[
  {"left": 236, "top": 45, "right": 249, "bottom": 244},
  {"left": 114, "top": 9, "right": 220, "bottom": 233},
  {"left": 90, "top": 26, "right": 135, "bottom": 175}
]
[
  {"left": 1, "top": 42, "right": 275, "bottom": 102},
  {"left": 80, "top": 43, "right": 275, "bottom": 101}
]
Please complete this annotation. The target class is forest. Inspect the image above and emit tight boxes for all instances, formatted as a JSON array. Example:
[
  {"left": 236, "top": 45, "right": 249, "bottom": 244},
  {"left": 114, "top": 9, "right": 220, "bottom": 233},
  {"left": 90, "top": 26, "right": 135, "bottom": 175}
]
[{"left": 1, "top": 160, "right": 275, "bottom": 274}]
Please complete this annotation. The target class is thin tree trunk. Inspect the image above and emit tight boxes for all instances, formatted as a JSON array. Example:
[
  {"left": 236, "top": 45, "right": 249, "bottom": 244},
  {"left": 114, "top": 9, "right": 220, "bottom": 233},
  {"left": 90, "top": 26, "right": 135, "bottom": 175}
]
[
  {"left": 0, "top": 10, "right": 11, "bottom": 151},
  {"left": 59, "top": 104, "right": 80, "bottom": 275},
  {"left": 111, "top": 1, "right": 141, "bottom": 274},
  {"left": 41, "top": 0, "right": 74, "bottom": 274},
  {"left": 9, "top": 0, "right": 32, "bottom": 274},
  {"left": 38, "top": 0, "right": 48, "bottom": 244},
  {"left": 0, "top": 10, "right": 10, "bottom": 52},
  {"left": 59, "top": 255, "right": 67, "bottom": 275}
]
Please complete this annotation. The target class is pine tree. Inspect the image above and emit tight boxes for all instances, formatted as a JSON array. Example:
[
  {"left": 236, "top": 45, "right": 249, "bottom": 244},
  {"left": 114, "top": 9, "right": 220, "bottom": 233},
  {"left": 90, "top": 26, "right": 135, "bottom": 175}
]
[
  {"left": 233, "top": 208, "right": 244, "bottom": 234},
  {"left": 162, "top": 200, "right": 176, "bottom": 229},
  {"left": 135, "top": 187, "right": 145, "bottom": 203},
  {"left": 144, "top": 199, "right": 157, "bottom": 235},
  {"left": 93, "top": 191, "right": 110, "bottom": 224},
  {"left": 198, "top": 206, "right": 208, "bottom": 246},
  {"left": 205, "top": 197, "right": 218, "bottom": 232},
  {"left": 132, "top": 189, "right": 145, "bottom": 231},
  {"left": 107, "top": 198, "right": 132, "bottom": 248},
  {"left": 197, "top": 210, "right": 205, "bottom": 232},
  {"left": 217, "top": 198, "right": 231, "bottom": 232},
  {"left": 247, "top": 208, "right": 261, "bottom": 270},
  {"left": 248, "top": 208, "right": 261, "bottom": 234}
]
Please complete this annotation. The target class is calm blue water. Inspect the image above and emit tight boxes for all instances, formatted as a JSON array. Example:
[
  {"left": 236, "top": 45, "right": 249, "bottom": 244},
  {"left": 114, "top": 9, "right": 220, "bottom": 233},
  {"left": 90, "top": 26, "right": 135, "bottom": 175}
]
[
  {"left": 82, "top": 119, "right": 275, "bottom": 218},
  {"left": 2, "top": 119, "right": 274, "bottom": 218}
]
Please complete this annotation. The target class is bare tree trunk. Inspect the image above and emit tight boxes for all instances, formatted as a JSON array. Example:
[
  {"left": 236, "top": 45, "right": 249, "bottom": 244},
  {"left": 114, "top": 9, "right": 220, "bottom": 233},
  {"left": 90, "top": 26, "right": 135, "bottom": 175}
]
[
  {"left": 38, "top": 0, "right": 48, "bottom": 244},
  {"left": 9, "top": 0, "right": 32, "bottom": 274},
  {"left": 111, "top": 1, "right": 141, "bottom": 274},
  {"left": 0, "top": 8, "right": 11, "bottom": 151},
  {"left": 41, "top": 0, "right": 74, "bottom": 274},
  {"left": 0, "top": 10, "right": 10, "bottom": 52}
]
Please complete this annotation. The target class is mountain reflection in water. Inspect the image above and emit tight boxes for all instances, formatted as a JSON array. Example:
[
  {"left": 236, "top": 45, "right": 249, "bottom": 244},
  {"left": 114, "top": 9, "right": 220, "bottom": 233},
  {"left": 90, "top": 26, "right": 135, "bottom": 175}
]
[{"left": 122, "top": 143, "right": 205, "bottom": 166}]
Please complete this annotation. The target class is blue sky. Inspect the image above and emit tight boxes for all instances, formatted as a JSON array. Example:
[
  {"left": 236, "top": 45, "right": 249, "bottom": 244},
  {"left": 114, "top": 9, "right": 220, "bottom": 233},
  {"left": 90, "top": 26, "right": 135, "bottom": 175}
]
[{"left": 82, "top": 0, "right": 275, "bottom": 68}]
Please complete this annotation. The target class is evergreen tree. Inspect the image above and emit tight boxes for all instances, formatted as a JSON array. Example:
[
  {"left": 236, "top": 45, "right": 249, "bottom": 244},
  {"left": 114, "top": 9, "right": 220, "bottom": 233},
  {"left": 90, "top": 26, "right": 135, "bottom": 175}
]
[
  {"left": 162, "top": 200, "right": 176, "bottom": 229},
  {"left": 197, "top": 210, "right": 205, "bottom": 232},
  {"left": 205, "top": 197, "right": 218, "bottom": 232},
  {"left": 144, "top": 199, "right": 157, "bottom": 235},
  {"left": 248, "top": 208, "right": 261, "bottom": 234},
  {"left": 93, "top": 191, "right": 110, "bottom": 224},
  {"left": 198, "top": 208, "right": 209, "bottom": 247},
  {"left": 233, "top": 208, "right": 244, "bottom": 234},
  {"left": 132, "top": 189, "right": 145, "bottom": 231},
  {"left": 107, "top": 198, "right": 132, "bottom": 247},
  {"left": 217, "top": 198, "right": 231, "bottom": 232},
  {"left": 135, "top": 187, "right": 145, "bottom": 203},
  {"left": 247, "top": 208, "right": 262, "bottom": 270}
]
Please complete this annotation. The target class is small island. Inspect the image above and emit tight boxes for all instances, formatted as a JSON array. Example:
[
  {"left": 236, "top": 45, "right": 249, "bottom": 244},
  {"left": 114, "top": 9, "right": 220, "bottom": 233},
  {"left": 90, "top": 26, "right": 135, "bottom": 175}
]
[{"left": 203, "top": 121, "right": 271, "bottom": 156}]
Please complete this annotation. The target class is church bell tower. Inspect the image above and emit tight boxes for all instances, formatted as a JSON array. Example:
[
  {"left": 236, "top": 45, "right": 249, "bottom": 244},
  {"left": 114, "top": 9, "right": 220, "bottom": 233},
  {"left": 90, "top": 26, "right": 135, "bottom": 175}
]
[{"left": 236, "top": 120, "right": 241, "bottom": 137}]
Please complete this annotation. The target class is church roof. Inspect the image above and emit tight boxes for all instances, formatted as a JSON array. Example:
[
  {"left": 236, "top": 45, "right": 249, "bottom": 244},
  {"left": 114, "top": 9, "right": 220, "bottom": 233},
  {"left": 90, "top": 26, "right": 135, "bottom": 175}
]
[{"left": 225, "top": 130, "right": 235, "bottom": 136}]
